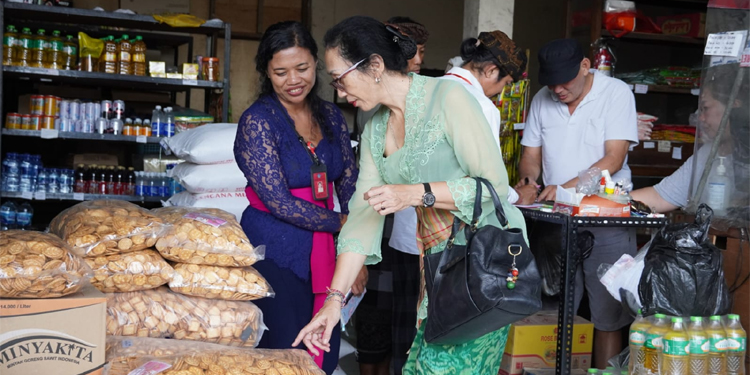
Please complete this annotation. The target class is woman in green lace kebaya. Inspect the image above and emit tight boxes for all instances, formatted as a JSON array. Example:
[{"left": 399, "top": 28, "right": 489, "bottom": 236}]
[{"left": 293, "top": 16, "right": 528, "bottom": 374}]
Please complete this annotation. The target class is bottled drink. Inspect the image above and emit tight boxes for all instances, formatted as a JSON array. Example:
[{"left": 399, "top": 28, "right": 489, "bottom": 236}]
[
  {"left": 726, "top": 314, "right": 746, "bottom": 375},
  {"left": 14, "top": 27, "right": 33, "bottom": 67},
  {"left": 141, "top": 119, "right": 152, "bottom": 136},
  {"left": 36, "top": 168, "right": 47, "bottom": 193},
  {"left": 124, "top": 118, "right": 134, "bottom": 136},
  {"left": 105, "top": 166, "right": 115, "bottom": 195},
  {"left": 74, "top": 164, "right": 87, "bottom": 193},
  {"left": 31, "top": 29, "right": 47, "bottom": 68},
  {"left": 135, "top": 171, "right": 146, "bottom": 196},
  {"left": 148, "top": 172, "right": 159, "bottom": 197},
  {"left": 163, "top": 107, "right": 175, "bottom": 137},
  {"left": 19, "top": 154, "right": 34, "bottom": 193},
  {"left": 99, "top": 36, "right": 117, "bottom": 74},
  {"left": 47, "top": 168, "right": 59, "bottom": 193},
  {"left": 3, "top": 152, "right": 20, "bottom": 192},
  {"left": 16, "top": 202, "right": 33, "bottom": 230},
  {"left": 59, "top": 168, "right": 71, "bottom": 193},
  {"left": 97, "top": 166, "right": 108, "bottom": 195},
  {"left": 46, "top": 30, "right": 64, "bottom": 69},
  {"left": 706, "top": 157, "right": 731, "bottom": 216},
  {"left": 87, "top": 164, "right": 99, "bottom": 194},
  {"left": 132, "top": 35, "right": 146, "bottom": 76},
  {"left": 160, "top": 172, "right": 170, "bottom": 197},
  {"left": 707, "top": 315, "right": 728, "bottom": 375},
  {"left": 586, "top": 369, "right": 599, "bottom": 375},
  {"left": 689, "top": 316, "right": 710, "bottom": 375},
  {"left": 117, "top": 35, "right": 132, "bottom": 75},
  {"left": 151, "top": 106, "right": 163, "bottom": 137},
  {"left": 114, "top": 166, "right": 125, "bottom": 195},
  {"left": 63, "top": 35, "right": 77, "bottom": 70},
  {"left": 3, "top": 25, "right": 17, "bottom": 66},
  {"left": 644, "top": 313, "right": 669, "bottom": 375},
  {"left": 662, "top": 317, "right": 690, "bottom": 375},
  {"left": 0, "top": 201, "right": 17, "bottom": 230},
  {"left": 630, "top": 310, "right": 651, "bottom": 375}
]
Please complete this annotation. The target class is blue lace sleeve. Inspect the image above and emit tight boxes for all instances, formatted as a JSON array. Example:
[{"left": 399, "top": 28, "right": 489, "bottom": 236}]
[
  {"left": 328, "top": 103, "right": 358, "bottom": 215},
  {"left": 234, "top": 110, "right": 343, "bottom": 233}
]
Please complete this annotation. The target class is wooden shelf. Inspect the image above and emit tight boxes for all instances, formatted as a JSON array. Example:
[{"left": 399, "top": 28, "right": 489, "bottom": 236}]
[
  {"left": 626, "top": 84, "right": 700, "bottom": 95},
  {"left": 602, "top": 30, "right": 706, "bottom": 46}
]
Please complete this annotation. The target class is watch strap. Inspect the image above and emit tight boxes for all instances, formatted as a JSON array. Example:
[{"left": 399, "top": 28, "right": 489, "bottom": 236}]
[{"left": 423, "top": 183, "right": 432, "bottom": 194}]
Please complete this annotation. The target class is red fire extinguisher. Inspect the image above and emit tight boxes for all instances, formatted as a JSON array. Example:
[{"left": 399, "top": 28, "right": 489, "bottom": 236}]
[{"left": 592, "top": 37, "right": 617, "bottom": 77}]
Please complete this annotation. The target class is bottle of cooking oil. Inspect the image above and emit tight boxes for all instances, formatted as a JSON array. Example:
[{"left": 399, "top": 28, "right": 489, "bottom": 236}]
[
  {"left": 688, "top": 316, "right": 709, "bottom": 375},
  {"left": 3, "top": 25, "right": 17, "bottom": 66},
  {"left": 644, "top": 313, "right": 668, "bottom": 375},
  {"left": 46, "top": 30, "right": 64, "bottom": 69},
  {"left": 30, "top": 29, "right": 47, "bottom": 68},
  {"left": 629, "top": 310, "right": 651, "bottom": 375},
  {"left": 662, "top": 317, "right": 690, "bottom": 375},
  {"left": 725, "top": 314, "right": 746, "bottom": 375},
  {"left": 14, "top": 27, "right": 33, "bottom": 67},
  {"left": 117, "top": 34, "right": 132, "bottom": 75},
  {"left": 132, "top": 35, "right": 146, "bottom": 76},
  {"left": 63, "top": 35, "right": 77, "bottom": 70},
  {"left": 99, "top": 36, "right": 117, "bottom": 74},
  {"left": 707, "top": 315, "right": 728, "bottom": 375}
]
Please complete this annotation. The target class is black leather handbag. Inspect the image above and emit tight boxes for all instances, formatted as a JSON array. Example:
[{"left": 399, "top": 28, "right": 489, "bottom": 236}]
[{"left": 424, "top": 177, "right": 542, "bottom": 345}]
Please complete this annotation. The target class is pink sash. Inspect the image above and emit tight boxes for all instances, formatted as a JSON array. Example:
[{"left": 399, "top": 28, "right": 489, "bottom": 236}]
[{"left": 245, "top": 184, "right": 336, "bottom": 368}]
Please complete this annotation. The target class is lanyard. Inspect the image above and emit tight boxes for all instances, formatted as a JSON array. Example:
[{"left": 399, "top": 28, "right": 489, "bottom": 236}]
[
  {"left": 445, "top": 73, "right": 474, "bottom": 87},
  {"left": 272, "top": 97, "right": 322, "bottom": 166}
]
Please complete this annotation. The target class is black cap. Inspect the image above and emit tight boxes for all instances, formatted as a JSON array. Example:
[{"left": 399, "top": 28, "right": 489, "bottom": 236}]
[{"left": 538, "top": 39, "right": 584, "bottom": 86}]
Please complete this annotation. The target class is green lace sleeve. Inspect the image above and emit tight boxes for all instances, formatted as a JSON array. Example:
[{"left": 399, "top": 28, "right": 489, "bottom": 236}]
[{"left": 447, "top": 177, "right": 477, "bottom": 224}]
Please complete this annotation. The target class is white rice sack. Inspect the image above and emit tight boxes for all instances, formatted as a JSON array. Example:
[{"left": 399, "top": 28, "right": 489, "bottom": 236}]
[
  {"left": 170, "top": 162, "right": 246, "bottom": 194},
  {"left": 161, "top": 123, "right": 237, "bottom": 165},
  {"left": 166, "top": 192, "right": 249, "bottom": 222}
]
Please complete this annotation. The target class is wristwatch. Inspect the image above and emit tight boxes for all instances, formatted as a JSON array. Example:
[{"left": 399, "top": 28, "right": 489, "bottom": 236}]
[{"left": 422, "top": 183, "right": 436, "bottom": 208}]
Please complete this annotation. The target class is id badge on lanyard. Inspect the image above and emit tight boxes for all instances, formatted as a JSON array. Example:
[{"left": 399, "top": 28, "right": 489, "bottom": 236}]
[{"left": 306, "top": 142, "right": 329, "bottom": 201}]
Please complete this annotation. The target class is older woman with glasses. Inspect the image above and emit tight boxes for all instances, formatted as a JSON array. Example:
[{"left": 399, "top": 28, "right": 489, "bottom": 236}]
[
  {"left": 294, "top": 16, "right": 527, "bottom": 374},
  {"left": 233, "top": 21, "right": 358, "bottom": 375}
]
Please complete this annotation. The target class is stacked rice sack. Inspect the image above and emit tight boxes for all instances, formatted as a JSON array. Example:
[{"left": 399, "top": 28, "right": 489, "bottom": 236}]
[{"left": 161, "top": 123, "right": 249, "bottom": 221}]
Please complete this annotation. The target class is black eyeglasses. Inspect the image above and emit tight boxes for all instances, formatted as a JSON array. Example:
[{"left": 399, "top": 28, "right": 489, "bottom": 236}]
[{"left": 330, "top": 58, "right": 366, "bottom": 91}]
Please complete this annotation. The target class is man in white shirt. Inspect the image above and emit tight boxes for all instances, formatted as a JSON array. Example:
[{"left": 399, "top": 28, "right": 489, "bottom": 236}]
[{"left": 517, "top": 38, "right": 638, "bottom": 369}]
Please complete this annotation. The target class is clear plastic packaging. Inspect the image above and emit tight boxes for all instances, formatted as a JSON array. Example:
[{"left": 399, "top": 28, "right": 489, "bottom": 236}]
[
  {"left": 85, "top": 249, "right": 174, "bottom": 293},
  {"left": 0, "top": 230, "right": 91, "bottom": 298},
  {"left": 105, "top": 336, "right": 324, "bottom": 375},
  {"left": 169, "top": 263, "right": 274, "bottom": 301},
  {"left": 153, "top": 207, "right": 264, "bottom": 267},
  {"left": 105, "top": 287, "right": 266, "bottom": 347},
  {"left": 49, "top": 200, "right": 165, "bottom": 257},
  {"left": 576, "top": 167, "right": 602, "bottom": 195}
]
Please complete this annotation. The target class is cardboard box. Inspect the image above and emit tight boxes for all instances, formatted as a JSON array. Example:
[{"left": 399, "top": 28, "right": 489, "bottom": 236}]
[
  {"left": 499, "top": 311, "right": 594, "bottom": 375},
  {"left": 0, "top": 284, "right": 106, "bottom": 375},
  {"left": 656, "top": 13, "right": 706, "bottom": 38},
  {"left": 73, "top": 153, "right": 119, "bottom": 167},
  {"left": 119, "top": 0, "right": 190, "bottom": 15},
  {"left": 554, "top": 195, "right": 630, "bottom": 217}
]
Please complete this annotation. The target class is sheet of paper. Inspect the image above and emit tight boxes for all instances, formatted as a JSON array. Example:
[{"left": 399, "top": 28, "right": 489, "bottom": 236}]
[
  {"left": 643, "top": 141, "right": 655, "bottom": 149},
  {"left": 672, "top": 146, "right": 683, "bottom": 160},
  {"left": 658, "top": 141, "right": 671, "bottom": 153},
  {"left": 634, "top": 84, "right": 649, "bottom": 94},
  {"left": 340, "top": 289, "right": 366, "bottom": 329},
  {"left": 704, "top": 30, "right": 748, "bottom": 57}
]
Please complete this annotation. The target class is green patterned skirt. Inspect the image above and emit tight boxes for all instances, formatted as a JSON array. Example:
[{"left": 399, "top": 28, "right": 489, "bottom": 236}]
[{"left": 402, "top": 321, "right": 510, "bottom": 375}]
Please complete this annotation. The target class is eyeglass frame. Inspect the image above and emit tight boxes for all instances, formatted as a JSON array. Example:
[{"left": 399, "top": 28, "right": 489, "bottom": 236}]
[{"left": 330, "top": 58, "right": 367, "bottom": 91}]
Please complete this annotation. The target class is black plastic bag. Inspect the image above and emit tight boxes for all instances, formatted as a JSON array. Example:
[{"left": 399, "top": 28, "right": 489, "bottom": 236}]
[
  {"left": 528, "top": 221, "right": 594, "bottom": 296},
  {"left": 639, "top": 204, "right": 731, "bottom": 317}
]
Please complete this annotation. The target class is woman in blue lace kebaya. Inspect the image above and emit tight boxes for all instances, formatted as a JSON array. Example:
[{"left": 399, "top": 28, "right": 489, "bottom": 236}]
[
  {"left": 293, "top": 17, "right": 528, "bottom": 375},
  {"left": 233, "top": 21, "right": 358, "bottom": 375}
]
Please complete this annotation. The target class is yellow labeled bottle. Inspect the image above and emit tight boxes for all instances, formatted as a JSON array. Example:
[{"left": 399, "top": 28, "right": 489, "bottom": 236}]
[
  {"left": 46, "top": 30, "right": 64, "bottom": 69},
  {"left": 99, "top": 36, "right": 117, "bottom": 74},
  {"left": 688, "top": 316, "right": 710, "bottom": 375},
  {"left": 662, "top": 317, "right": 690, "bottom": 375},
  {"left": 3, "top": 25, "right": 17, "bottom": 66},
  {"left": 132, "top": 35, "right": 146, "bottom": 76},
  {"left": 725, "top": 314, "right": 746, "bottom": 375},
  {"left": 14, "top": 27, "right": 33, "bottom": 67},
  {"left": 30, "top": 29, "right": 47, "bottom": 68},
  {"left": 117, "top": 34, "right": 132, "bottom": 75},
  {"left": 644, "top": 313, "right": 668, "bottom": 375},
  {"left": 629, "top": 310, "right": 651, "bottom": 375},
  {"left": 63, "top": 35, "right": 77, "bottom": 70},
  {"left": 707, "top": 315, "right": 728, "bottom": 375}
]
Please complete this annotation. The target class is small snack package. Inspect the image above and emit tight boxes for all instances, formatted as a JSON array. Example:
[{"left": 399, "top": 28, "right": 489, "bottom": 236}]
[{"left": 85, "top": 249, "right": 174, "bottom": 293}]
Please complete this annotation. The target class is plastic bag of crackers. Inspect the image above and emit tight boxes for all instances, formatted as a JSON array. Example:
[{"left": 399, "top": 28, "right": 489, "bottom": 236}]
[
  {"left": 0, "top": 230, "right": 92, "bottom": 298},
  {"left": 152, "top": 207, "right": 264, "bottom": 267},
  {"left": 169, "top": 263, "right": 274, "bottom": 301},
  {"left": 106, "top": 287, "right": 266, "bottom": 347},
  {"left": 85, "top": 249, "right": 175, "bottom": 293},
  {"left": 49, "top": 200, "right": 166, "bottom": 257},
  {"left": 105, "top": 336, "right": 324, "bottom": 375}
]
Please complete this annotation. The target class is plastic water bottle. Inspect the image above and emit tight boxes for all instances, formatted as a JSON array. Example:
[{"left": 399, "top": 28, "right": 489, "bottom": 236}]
[
  {"left": 707, "top": 156, "right": 731, "bottom": 216},
  {"left": 148, "top": 172, "right": 159, "bottom": 197},
  {"left": 159, "top": 172, "right": 169, "bottom": 197},
  {"left": 630, "top": 310, "right": 651, "bottom": 375},
  {"left": 47, "top": 168, "right": 59, "bottom": 193},
  {"left": 707, "top": 316, "right": 727, "bottom": 375},
  {"left": 36, "top": 168, "right": 48, "bottom": 193},
  {"left": 134, "top": 171, "right": 145, "bottom": 196},
  {"left": 725, "top": 314, "right": 746, "bottom": 375},
  {"left": 688, "top": 316, "right": 710, "bottom": 375},
  {"left": 163, "top": 107, "right": 175, "bottom": 137},
  {"left": 645, "top": 313, "right": 669, "bottom": 375},
  {"left": 59, "top": 169, "right": 72, "bottom": 193},
  {"left": 4, "top": 152, "right": 20, "bottom": 192},
  {"left": 151, "top": 105, "right": 163, "bottom": 137},
  {"left": 663, "top": 317, "right": 690, "bottom": 375},
  {"left": 16, "top": 202, "right": 33, "bottom": 230},
  {"left": 0, "top": 201, "right": 17, "bottom": 230}
]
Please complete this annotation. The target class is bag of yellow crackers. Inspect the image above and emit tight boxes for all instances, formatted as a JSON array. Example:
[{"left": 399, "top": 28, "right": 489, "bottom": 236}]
[
  {"left": 50, "top": 200, "right": 166, "bottom": 257},
  {"left": 169, "top": 263, "right": 274, "bottom": 301},
  {"left": 85, "top": 249, "right": 174, "bottom": 293},
  {"left": 105, "top": 336, "right": 324, "bottom": 375},
  {"left": 0, "top": 230, "right": 91, "bottom": 298},
  {"left": 106, "top": 287, "right": 266, "bottom": 347},
  {"left": 152, "top": 207, "right": 264, "bottom": 267}
]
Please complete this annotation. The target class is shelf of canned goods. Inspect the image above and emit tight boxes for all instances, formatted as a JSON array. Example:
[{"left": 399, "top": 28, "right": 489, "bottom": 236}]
[
  {"left": 2, "top": 129, "right": 162, "bottom": 144},
  {"left": 1, "top": 191, "right": 164, "bottom": 203}
]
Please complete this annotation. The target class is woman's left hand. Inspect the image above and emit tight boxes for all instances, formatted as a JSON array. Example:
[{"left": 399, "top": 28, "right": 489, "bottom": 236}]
[{"left": 364, "top": 185, "right": 420, "bottom": 215}]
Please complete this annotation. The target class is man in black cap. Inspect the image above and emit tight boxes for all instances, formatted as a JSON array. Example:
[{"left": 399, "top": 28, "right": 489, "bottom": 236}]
[{"left": 516, "top": 38, "right": 639, "bottom": 368}]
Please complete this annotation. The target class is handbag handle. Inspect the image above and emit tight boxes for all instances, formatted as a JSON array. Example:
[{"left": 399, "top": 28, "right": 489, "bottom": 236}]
[{"left": 445, "top": 177, "right": 510, "bottom": 248}]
